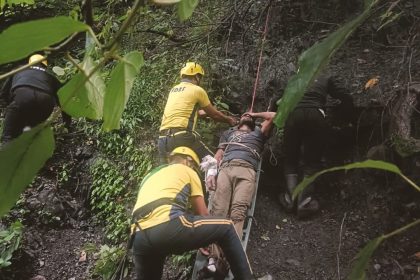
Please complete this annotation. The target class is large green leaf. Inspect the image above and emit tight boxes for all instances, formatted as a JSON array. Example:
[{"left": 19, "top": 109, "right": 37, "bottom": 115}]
[
  {"left": 0, "top": 124, "right": 55, "bottom": 218},
  {"left": 102, "top": 51, "right": 144, "bottom": 131},
  {"left": 348, "top": 237, "right": 384, "bottom": 280},
  {"left": 293, "top": 160, "right": 420, "bottom": 200},
  {"left": 177, "top": 0, "right": 198, "bottom": 21},
  {"left": 274, "top": 0, "right": 378, "bottom": 128},
  {"left": 58, "top": 56, "right": 105, "bottom": 120},
  {"left": 0, "top": 16, "right": 88, "bottom": 65}
]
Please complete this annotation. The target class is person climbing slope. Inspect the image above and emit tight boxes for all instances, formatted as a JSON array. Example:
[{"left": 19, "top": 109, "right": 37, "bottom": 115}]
[
  {"left": 158, "top": 62, "right": 237, "bottom": 164},
  {"left": 130, "top": 146, "right": 253, "bottom": 280},
  {"left": 0, "top": 54, "right": 71, "bottom": 144}
]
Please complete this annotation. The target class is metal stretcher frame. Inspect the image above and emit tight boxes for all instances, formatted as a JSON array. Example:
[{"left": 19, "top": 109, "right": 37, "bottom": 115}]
[{"left": 191, "top": 160, "right": 262, "bottom": 280}]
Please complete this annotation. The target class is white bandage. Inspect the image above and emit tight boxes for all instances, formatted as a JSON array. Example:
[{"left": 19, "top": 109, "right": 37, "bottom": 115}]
[
  {"left": 200, "top": 155, "right": 218, "bottom": 172},
  {"left": 201, "top": 156, "right": 218, "bottom": 192},
  {"left": 207, "top": 168, "right": 218, "bottom": 177}
]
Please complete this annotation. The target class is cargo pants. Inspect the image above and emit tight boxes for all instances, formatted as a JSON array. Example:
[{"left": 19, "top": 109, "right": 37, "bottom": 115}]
[{"left": 211, "top": 159, "right": 256, "bottom": 238}]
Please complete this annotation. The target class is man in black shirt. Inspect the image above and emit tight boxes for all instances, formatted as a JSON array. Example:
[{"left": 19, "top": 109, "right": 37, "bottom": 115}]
[
  {"left": 279, "top": 74, "right": 353, "bottom": 218},
  {"left": 0, "top": 54, "right": 70, "bottom": 144}
]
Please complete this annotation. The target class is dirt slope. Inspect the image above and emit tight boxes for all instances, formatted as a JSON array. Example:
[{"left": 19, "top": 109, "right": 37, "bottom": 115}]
[{"left": 250, "top": 167, "right": 420, "bottom": 279}]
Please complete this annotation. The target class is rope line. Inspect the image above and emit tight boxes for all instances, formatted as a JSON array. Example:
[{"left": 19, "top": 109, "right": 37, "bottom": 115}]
[{"left": 250, "top": 5, "right": 272, "bottom": 112}]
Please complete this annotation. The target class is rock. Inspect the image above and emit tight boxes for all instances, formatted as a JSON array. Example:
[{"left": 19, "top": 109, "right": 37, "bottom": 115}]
[
  {"left": 39, "top": 259, "right": 45, "bottom": 267},
  {"left": 286, "top": 62, "right": 296, "bottom": 74},
  {"left": 258, "top": 274, "right": 273, "bottom": 280},
  {"left": 31, "top": 276, "right": 46, "bottom": 280},
  {"left": 261, "top": 234, "right": 270, "bottom": 241},
  {"left": 405, "top": 202, "right": 417, "bottom": 210},
  {"left": 286, "top": 258, "right": 301, "bottom": 266},
  {"left": 75, "top": 146, "right": 94, "bottom": 159},
  {"left": 367, "top": 144, "right": 389, "bottom": 161},
  {"left": 409, "top": 82, "right": 420, "bottom": 94},
  {"left": 374, "top": 263, "right": 381, "bottom": 271}
]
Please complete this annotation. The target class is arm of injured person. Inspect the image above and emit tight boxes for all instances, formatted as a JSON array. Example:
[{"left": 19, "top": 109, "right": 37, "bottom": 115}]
[{"left": 249, "top": 111, "right": 276, "bottom": 137}]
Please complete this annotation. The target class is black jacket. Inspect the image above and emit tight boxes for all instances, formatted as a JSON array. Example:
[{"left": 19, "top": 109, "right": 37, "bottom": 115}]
[
  {"left": 296, "top": 74, "right": 353, "bottom": 109},
  {"left": 0, "top": 65, "right": 71, "bottom": 127},
  {"left": 0, "top": 66, "right": 61, "bottom": 104}
]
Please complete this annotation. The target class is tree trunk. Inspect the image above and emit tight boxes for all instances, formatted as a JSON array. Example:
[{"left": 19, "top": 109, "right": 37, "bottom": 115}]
[{"left": 389, "top": 83, "right": 420, "bottom": 156}]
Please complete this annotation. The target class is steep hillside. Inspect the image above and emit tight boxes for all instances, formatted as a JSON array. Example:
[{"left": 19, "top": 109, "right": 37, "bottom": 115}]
[{"left": 0, "top": 0, "right": 419, "bottom": 279}]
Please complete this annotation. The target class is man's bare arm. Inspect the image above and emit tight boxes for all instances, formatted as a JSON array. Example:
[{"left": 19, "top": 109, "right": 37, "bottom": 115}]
[
  {"left": 214, "top": 148, "right": 224, "bottom": 165},
  {"left": 250, "top": 111, "right": 276, "bottom": 137},
  {"left": 202, "top": 104, "right": 237, "bottom": 126},
  {"left": 191, "top": 196, "right": 209, "bottom": 216}
]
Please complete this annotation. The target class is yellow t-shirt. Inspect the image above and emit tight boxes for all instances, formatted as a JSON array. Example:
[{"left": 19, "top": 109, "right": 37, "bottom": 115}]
[
  {"left": 132, "top": 164, "right": 203, "bottom": 230},
  {"left": 160, "top": 82, "right": 211, "bottom": 131}
]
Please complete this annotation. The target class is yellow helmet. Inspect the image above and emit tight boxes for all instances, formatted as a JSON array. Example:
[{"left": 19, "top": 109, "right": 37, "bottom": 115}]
[
  {"left": 170, "top": 146, "right": 200, "bottom": 166},
  {"left": 29, "top": 54, "right": 47, "bottom": 66},
  {"left": 180, "top": 62, "right": 204, "bottom": 78}
]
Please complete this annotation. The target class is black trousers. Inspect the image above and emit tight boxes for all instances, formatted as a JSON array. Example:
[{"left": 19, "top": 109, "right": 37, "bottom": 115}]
[
  {"left": 1, "top": 87, "right": 55, "bottom": 143},
  {"left": 133, "top": 215, "right": 252, "bottom": 280},
  {"left": 157, "top": 130, "right": 213, "bottom": 164},
  {"left": 283, "top": 107, "right": 327, "bottom": 176}
]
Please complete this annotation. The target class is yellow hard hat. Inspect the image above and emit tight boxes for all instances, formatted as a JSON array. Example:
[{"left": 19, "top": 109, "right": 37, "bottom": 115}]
[
  {"left": 170, "top": 146, "right": 200, "bottom": 166},
  {"left": 29, "top": 54, "right": 47, "bottom": 66},
  {"left": 180, "top": 62, "right": 204, "bottom": 78}
]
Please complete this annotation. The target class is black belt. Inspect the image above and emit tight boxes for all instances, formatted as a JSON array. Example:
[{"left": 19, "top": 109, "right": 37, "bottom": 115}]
[
  {"left": 131, "top": 197, "right": 184, "bottom": 224},
  {"left": 159, "top": 128, "right": 191, "bottom": 137}
]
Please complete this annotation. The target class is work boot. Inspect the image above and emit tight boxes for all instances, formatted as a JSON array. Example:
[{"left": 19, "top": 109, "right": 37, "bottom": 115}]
[
  {"left": 278, "top": 174, "right": 298, "bottom": 212},
  {"left": 296, "top": 181, "right": 319, "bottom": 219}
]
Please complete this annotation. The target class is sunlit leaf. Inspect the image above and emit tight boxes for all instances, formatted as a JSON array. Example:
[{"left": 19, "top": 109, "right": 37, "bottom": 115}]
[
  {"left": 153, "top": 0, "right": 180, "bottom": 4},
  {"left": 52, "top": 66, "right": 65, "bottom": 76},
  {"left": 102, "top": 51, "right": 144, "bottom": 131},
  {"left": 348, "top": 237, "right": 384, "bottom": 280},
  {"left": 293, "top": 160, "right": 420, "bottom": 200},
  {"left": 0, "top": 124, "right": 55, "bottom": 217},
  {"left": 0, "top": 17, "right": 88, "bottom": 65},
  {"left": 58, "top": 56, "right": 105, "bottom": 120},
  {"left": 364, "top": 77, "right": 379, "bottom": 90},
  {"left": 274, "top": 0, "right": 379, "bottom": 128},
  {"left": 177, "top": 0, "right": 198, "bottom": 21}
]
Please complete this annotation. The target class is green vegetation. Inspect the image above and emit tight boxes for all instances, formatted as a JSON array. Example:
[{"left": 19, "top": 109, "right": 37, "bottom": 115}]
[
  {"left": 390, "top": 134, "right": 420, "bottom": 157},
  {"left": 93, "top": 244, "right": 127, "bottom": 280},
  {"left": 0, "top": 221, "right": 22, "bottom": 268},
  {"left": 0, "top": 0, "right": 199, "bottom": 271},
  {"left": 0, "top": 0, "right": 198, "bottom": 220},
  {"left": 0, "top": 0, "right": 418, "bottom": 278}
]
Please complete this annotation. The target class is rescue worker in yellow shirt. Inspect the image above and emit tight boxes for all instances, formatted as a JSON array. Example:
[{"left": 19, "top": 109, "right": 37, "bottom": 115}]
[
  {"left": 158, "top": 62, "right": 237, "bottom": 164},
  {"left": 130, "top": 147, "right": 253, "bottom": 280}
]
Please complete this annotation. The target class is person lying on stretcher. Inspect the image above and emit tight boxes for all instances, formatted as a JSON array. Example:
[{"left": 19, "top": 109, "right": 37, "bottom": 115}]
[{"left": 199, "top": 111, "right": 276, "bottom": 278}]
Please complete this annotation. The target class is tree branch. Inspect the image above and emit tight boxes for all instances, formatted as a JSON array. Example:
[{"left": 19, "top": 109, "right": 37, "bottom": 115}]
[{"left": 104, "top": 0, "right": 146, "bottom": 52}]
